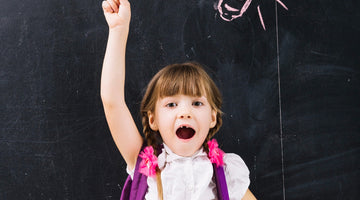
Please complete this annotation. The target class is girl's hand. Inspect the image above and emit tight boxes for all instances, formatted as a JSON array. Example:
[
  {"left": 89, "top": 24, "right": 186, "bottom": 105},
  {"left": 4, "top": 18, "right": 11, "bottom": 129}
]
[{"left": 102, "top": 0, "right": 131, "bottom": 29}]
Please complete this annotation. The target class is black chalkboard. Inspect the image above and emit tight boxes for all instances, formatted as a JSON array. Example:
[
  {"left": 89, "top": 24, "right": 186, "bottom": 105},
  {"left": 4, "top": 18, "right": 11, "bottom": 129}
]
[{"left": 1, "top": 0, "right": 359, "bottom": 199}]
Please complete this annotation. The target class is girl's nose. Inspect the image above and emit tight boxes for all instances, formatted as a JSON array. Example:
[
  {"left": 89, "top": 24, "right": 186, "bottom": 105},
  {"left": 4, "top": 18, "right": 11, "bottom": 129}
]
[
  {"left": 180, "top": 113, "right": 191, "bottom": 119},
  {"left": 178, "top": 105, "right": 192, "bottom": 119}
]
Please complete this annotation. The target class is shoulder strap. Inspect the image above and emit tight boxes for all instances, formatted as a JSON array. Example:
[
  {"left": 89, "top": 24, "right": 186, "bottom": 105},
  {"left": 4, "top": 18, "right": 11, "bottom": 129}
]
[
  {"left": 213, "top": 164, "right": 230, "bottom": 200},
  {"left": 120, "top": 151, "right": 149, "bottom": 200},
  {"left": 120, "top": 144, "right": 163, "bottom": 200},
  {"left": 120, "top": 175, "right": 132, "bottom": 200}
]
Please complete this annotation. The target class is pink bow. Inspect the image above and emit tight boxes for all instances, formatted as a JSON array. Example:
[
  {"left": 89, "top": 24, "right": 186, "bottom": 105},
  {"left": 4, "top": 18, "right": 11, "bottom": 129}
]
[
  {"left": 139, "top": 146, "right": 158, "bottom": 177},
  {"left": 207, "top": 139, "right": 225, "bottom": 167}
]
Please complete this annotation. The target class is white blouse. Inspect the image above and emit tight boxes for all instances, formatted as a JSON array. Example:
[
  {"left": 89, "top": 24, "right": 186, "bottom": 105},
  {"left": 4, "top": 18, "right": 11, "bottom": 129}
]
[{"left": 127, "top": 144, "right": 250, "bottom": 200}]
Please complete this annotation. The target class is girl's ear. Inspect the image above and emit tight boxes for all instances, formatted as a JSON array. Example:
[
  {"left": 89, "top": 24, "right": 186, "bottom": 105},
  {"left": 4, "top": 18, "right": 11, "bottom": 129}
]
[
  {"left": 210, "top": 110, "right": 217, "bottom": 128},
  {"left": 148, "top": 111, "right": 158, "bottom": 131}
]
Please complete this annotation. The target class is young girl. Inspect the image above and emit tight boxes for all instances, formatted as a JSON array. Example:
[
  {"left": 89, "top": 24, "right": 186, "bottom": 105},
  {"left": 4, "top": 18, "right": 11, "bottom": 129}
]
[{"left": 101, "top": 0, "right": 256, "bottom": 199}]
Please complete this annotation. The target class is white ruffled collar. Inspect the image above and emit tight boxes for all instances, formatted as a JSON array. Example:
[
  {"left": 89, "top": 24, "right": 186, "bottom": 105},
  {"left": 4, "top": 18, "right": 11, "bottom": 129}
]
[{"left": 157, "top": 143, "right": 207, "bottom": 169}]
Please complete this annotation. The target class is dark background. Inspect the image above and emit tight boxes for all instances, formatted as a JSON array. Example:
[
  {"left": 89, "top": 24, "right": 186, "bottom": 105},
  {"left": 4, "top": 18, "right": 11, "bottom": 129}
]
[{"left": 1, "top": 0, "right": 359, "bottom": 199}]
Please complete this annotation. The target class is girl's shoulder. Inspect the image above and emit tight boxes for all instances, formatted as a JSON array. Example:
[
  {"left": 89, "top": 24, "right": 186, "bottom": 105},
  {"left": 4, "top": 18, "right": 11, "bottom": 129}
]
[
  {"left": 223, "top": 153, "right": 250, "bottom": 199},
  {"left": 223, "top": 153, "right": 249, "bottom": 171}
]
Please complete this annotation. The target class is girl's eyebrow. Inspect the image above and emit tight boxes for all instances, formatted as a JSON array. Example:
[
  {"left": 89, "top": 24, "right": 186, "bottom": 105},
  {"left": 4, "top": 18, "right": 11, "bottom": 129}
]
[
  {"left": 197, "top": 95, "right": 207, "bottom": 99},
  {"left": 159, "top": 96, "right": 176, "bottom": 102},
  {"left": 193, "top": 96, "right": 208, "bottom": 102}
]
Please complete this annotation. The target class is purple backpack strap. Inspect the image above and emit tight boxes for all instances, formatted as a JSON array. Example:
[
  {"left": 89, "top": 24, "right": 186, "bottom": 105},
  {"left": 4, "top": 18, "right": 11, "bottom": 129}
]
[
  {"left": 213, "top": 164, "right": 230, "bottom": 200},
  {"left": 119, "top": 176, "right": 132, "bottom": 200},
  {"left": 120, "top": 154, "right": 148, "bottom": 200},
  {"left": 120, "top": 145, "right": 163, "bottom": 200}
]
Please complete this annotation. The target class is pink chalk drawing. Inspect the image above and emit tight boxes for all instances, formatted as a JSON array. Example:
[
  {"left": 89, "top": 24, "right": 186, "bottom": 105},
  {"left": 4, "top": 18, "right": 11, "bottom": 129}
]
[
  {"left": 257, "top": 5, "right": 266, "bottom": 30},
  {"left": 217, "top": 0, "right": 253, "bottom": 21},
  {"left": 216, "top": 0, "right": 288, "bottom": 30}
]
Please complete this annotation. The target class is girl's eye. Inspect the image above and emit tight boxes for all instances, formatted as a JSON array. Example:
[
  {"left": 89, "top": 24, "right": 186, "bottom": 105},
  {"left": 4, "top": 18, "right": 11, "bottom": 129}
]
[
  {"left": 193, "top": 101, "right": 203, "bottom": 106},
  {"left": 166, "top": 102, "right": 177, "bottom": 107}
]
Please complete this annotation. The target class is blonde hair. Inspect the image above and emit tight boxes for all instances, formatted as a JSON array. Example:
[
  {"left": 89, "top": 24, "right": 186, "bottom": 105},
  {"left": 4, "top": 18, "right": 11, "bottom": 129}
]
[{"left": 140, "top": 62, "right": 223, "bottom": 199}]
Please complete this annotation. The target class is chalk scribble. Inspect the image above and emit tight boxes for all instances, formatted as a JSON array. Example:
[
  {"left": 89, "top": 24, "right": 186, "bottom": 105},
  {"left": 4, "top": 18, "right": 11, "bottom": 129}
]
[{"left": 216, "top": 0, "right": 288, "bottom": 30}]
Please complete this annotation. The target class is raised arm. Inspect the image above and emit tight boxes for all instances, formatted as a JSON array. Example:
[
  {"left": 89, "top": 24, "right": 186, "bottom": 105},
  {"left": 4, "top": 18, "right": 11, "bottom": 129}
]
[{"left": 101, "top": 0, "right": 143, "bottom": 170}]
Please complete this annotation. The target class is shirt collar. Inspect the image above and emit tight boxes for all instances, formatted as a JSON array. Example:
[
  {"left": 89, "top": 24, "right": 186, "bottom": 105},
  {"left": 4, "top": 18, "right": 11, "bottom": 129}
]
[{"left": 158, "top": 143, "right": 207, "bottom": 170}]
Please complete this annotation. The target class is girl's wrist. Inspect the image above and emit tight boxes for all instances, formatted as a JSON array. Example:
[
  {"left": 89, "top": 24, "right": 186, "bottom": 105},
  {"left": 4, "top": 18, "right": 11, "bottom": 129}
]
[
  {"left": 109, "top": 25, "right": 129, "bottom": 34},
  {"left": 108, "top": 26, "right": 129, "bottom": 41}
]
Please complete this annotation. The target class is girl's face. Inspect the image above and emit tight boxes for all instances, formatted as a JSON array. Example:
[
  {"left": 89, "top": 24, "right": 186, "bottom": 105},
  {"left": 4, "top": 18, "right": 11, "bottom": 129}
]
[{"left": 148, "top": 94, "right": 217, "bottom": 157}]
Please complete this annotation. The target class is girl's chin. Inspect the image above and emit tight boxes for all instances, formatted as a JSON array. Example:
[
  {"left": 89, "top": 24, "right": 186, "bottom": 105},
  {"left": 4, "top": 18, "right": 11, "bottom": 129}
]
[
  {"left": 175, "top": 150, "right": 197, "bottom": 157},
  {"left": 172, "top": 142, "right": 202, "bottom": 157}
]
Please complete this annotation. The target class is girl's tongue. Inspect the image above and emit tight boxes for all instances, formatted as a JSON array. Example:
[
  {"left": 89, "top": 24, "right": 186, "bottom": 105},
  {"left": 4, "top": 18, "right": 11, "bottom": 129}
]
[{"left": 176, "top": 127, "right": 195, "bottom": 139}]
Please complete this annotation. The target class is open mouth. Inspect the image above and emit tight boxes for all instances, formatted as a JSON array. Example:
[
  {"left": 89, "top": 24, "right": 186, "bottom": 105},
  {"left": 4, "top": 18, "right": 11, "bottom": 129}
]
[{"left": 176, "top": 126, "right": 195, "bottom": 140}]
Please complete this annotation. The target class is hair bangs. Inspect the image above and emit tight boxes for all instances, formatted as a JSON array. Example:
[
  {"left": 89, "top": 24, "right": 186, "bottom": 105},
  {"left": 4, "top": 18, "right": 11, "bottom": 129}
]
[{"left": 157, "top": 64, "right": 207, "bottom": 98}]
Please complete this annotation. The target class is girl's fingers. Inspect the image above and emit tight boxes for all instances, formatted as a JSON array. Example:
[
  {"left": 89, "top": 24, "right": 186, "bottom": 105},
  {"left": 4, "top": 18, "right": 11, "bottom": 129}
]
[
  {"left": 107, "top": 0, "right": 119, "bottom": 13},
  {"left": 102, "top": 1, "right": 113, "bottom": 13},
  {"left": 113, "top": 0, "right": 120, "bottom": 6}
]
